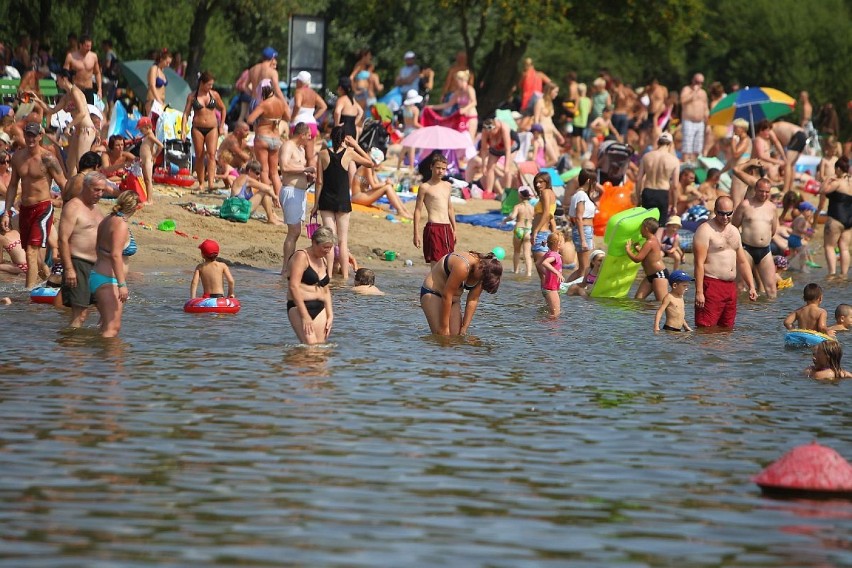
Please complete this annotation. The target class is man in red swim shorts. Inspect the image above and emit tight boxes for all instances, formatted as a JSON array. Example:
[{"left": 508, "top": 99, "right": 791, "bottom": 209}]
[
  {"left": 693, "top": 195, "right": 758, "bottom": 328},
  {"left": 412, "top": 153, "right": 456, "bottom": 265},
  {"left": 2, "top": 122, "right": 67, "bottom": 288}
]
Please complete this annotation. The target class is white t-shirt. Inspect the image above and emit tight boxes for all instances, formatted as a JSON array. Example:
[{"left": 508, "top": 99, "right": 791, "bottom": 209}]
[{"left": 569, "top": 189, "right": 596, "bottom": 219}]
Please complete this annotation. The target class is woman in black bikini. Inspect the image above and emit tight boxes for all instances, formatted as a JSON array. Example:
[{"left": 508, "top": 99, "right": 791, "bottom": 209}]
[
  {"left": 181, "top": 71, "right": 225, "bottom": 192},
  {"left": 419, "top": 251, "right": 503, "bottom": 336},
  {"left": 287, "top": 226, "right": 335, "bottom": 345},
  {"left": 819, "top": 157, "right": 852, "bottom": 276}
]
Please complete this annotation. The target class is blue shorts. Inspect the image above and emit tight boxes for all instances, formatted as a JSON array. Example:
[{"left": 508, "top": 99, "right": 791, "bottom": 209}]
[
  {"left": 532, "top": 231, "right": 551, "bottom": 254},
  {"left": 572, "top": 224, "right": 594, "bottom": 250}
]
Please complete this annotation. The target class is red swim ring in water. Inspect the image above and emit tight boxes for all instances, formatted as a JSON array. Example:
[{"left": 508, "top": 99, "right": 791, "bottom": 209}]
[{"left": 183, "top": 297, "right": 241, "bottom": 314}]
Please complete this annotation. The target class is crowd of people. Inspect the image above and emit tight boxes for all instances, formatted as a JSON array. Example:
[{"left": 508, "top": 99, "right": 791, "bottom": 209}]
[{"left": 0, "top": 36, "right": 851, "bottom": 377}]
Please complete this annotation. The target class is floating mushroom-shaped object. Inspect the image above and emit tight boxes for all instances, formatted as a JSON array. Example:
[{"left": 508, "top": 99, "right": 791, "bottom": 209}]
[{"left": 754, "top": 442, "right": 852, "bottom": 499}]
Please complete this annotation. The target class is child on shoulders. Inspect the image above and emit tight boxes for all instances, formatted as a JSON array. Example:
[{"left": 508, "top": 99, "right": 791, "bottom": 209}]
[
  {"left": 654, "top": 270, "right": 693, "bottom": 332},
  {"left": 783, "top": 283, "right": 831, "bottom": 334},
  {"left": 190, "top": 239, "right": 235, "bottom": 299}
]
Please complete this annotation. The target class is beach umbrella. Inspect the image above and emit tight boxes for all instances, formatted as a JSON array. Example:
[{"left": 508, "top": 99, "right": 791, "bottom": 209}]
[
  {"left": 708, "top": 87, "right": 795, "bottom": 135},
  {"left": 401, "top": 126, "right": 473, "bottom": 150},
  {"left": 753, "top": 442, "right": 852, "bottom": 499}
]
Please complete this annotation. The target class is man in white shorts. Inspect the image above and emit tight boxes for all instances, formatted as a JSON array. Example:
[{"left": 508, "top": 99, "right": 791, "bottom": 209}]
[
  {"left": 679, "top": 73, "right": 708, "bottom": 165},
  {"left": 279, "top": 122, "right": 315, "bottom": 276}
]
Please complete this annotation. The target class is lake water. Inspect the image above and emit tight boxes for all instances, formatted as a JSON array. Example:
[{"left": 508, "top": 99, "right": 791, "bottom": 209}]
[{"left": 1, "top": 267, "right": 850, "bottom": 567}]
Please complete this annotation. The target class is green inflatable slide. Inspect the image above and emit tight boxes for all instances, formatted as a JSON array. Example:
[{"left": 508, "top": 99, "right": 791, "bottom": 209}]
[{"left": 590, "top": 207, "right": 660, "bottom": 299}]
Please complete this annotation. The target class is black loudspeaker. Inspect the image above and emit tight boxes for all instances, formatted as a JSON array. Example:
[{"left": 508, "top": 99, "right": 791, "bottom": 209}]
[{"left": 287, "top": 15, "right": 327, "bottom": 91}]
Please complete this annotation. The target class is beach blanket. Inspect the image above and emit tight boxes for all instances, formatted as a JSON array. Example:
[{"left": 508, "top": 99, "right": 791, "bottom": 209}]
[{"left": 455, "top": 209, "right": 511, "bottom": 231}]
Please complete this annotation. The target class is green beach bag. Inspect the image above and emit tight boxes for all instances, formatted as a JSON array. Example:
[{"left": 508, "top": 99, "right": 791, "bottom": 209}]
[{"left": 220, "top": 197, "right": 251, "bottom": 223}]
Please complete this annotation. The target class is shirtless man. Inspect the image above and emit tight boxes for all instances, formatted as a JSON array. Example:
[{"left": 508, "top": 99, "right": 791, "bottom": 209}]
[
  {"left": 62, "top": 151, "right": 101, "bottom": 203},
  {"left": 63, "top": 35, "right": 101, "bottom": 104},
  {"left": 693, "top": 196, "right": 758, "bottom": 328},
  {"left": 772, "top": 120, "right": 807, "bottom": 193},
  {"left": 636, "top": 132, "right": 680, "bottom": 221},
  {"left": 679, "top": 73, "right": 709, "bottom": 164},
  {"left": 248, "top": 47, "right": 286, "bottom": 108},
  {"left": 731, "top": 175, "right": 779, "bottom": 298},
  {"left": 218, "top": 121, "right": 251, "bottom": 170},
  {"left": 2, "top": 122, "right": 67, "bottom": 288},
  {"left": 479, "top": 117, "right": 514, "bottom": 198},
  {"left": 278, "top": 123, "right": 315, "bottom": 276},
  {"left": 59, "top": 171, "right": 105, "bottom": 327}
]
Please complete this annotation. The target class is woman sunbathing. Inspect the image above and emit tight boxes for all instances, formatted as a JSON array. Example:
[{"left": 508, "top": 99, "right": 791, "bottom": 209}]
[{"left": 351, "top": 149, "right": 412, "bottom": 218}]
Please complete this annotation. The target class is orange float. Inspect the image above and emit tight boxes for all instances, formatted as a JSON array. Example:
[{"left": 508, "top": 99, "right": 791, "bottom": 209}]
[{"left": 593, "top": 180, "right": 635, "bottom": 236}]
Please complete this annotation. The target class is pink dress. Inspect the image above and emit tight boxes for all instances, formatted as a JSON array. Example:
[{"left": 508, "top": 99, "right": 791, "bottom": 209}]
[{"left": 541, "top": 250, "right": 562, "bottom": 291}]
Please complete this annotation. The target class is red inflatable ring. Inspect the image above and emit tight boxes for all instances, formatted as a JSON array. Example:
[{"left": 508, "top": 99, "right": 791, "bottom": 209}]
[{"left": 183, "top": 297, "right": 241, "bottom": 314}]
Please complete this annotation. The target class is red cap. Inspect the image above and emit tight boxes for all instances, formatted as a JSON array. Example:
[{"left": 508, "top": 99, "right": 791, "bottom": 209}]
[
  {"left": 137, "top": 116, "right": 153, "bottom": 129},
  {"left": 199, "top": 239, "right": 219, "bottom": 257}
]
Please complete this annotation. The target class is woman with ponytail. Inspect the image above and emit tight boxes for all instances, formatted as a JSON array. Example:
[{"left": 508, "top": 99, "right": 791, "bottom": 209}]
[
  {"left": 334, "top": 77, "right": 363, "bottom": 138},
  {"left": 419, "top": 250, "right": 503, "bottom": 336}
]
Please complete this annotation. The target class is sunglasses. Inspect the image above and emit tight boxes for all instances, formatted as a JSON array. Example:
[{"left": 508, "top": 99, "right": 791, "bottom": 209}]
[{"left": 715, "top": 210, "right": 734, "bottom": 217}]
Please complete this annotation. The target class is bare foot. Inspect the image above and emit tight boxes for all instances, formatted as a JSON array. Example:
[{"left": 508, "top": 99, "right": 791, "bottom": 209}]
[{"left": 267, "top": 218, "right": 285, "bottom": 226}]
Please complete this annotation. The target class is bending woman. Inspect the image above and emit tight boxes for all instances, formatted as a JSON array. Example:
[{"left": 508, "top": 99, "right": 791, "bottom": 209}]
[
  {"left": 91, "top": 190, "right": 139, "bottom": 337},
  {"left": 819, "top": 156, "right": 852, "bottom": 276},
  {"left": 351, "top": 149, "right": 412, "bottom": 218},
  {"left": 181, "top": 70, "right": 226, "bottom": 192},
  {"left": 247, "top": 81, "right": 290, "bottom": 200},
  {"left": 287, "top": 226, "right": 335, "bottom": 345},
  {"left": 420, "top": 250, "right": 503, "bottom": 336}
]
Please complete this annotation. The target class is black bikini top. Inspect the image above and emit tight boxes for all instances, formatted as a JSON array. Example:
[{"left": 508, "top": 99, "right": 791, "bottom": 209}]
[
  {"left": 192, "top": 94, "right": 217, "bottom": 111},
  {"left": 298, "top": 252, "right": 330, "bottom": 287}
]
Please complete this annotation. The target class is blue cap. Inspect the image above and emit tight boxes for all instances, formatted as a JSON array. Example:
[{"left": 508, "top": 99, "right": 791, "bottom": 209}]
[
  {"left": 668, "top": 270, "right": 694, "bottom": 284},
  {"left": 798, "top": 201, "right": 816, "bottom": 212},
  {"left": 262, "top": 47, "right": 278, "bottom": 60}
]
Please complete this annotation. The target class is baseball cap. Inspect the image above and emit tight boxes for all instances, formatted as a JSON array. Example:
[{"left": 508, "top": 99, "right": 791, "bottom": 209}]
[
  {"left": 262, "top": 47, "right": 278, "bottom": 60},
  {"left": 24, "top": 122, "right": 41, "bottom": 136},
  {"left": 137, "top": 116, "right": 152, "bottom": 129},
  {"left": 403, "top": 51, "right": 416, "bottom": 60},
  {"left": 295, "top": 70, "right": 311, "bottom": 85},
  {"left": 199, "top": 239, "right": 219, "bottom": 258},
  {"left": 658, "top": 132, "right": 673, "bottom": 145},
  {"left": 798, "top": 201, "right": 816, "bottom": 212},
  {"left": 666, "top": 215, "right": 682, "bottom": 226},
  {"left": 668, "top": 269, "right": 694, "bottom": 284}
]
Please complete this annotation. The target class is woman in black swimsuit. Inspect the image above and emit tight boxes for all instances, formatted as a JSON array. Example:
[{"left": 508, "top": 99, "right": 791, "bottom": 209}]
[
  {"left": 820, "top": 157, "right": 852, "bottom": 276},
  {"left": 334, "top": 77, "right": 363, "bottom": 139},
  {"left": 419, "top": 251, "right": 503, "bottom": 336},
  {"left": 181, "top": 70, "right": 225, "bottom": 192},
  {"left": 313, "top": 126, "right": 374, "bottom": 281},
  {"left": 287, "top": 226, "right": 335, "bottom": 344}
]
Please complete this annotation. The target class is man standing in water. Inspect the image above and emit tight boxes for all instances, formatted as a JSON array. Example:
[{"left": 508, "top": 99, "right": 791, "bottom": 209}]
[
  {"left": 694, "top": 195, "right": 758, "bottom": 328},
  {"left": 279, "top": 123, "right": 315, "bottom": 276},
  {"left": 63, "top": 34, "right": 102, "bottom": 104},
  {"left": 679, "top": 73, "right": 709, "bottom": 165},
  {"left": 636, "top": 132, "right": 680, "bottom": 222},
  {"left": 2, "top": 122, "right": 67, "bottom": 288},
  {"left": 731, "top": 175, "right": 779, "bottom": 299},
  {"left": 59, "top": 172, "right": 105, "bottom": 327}
]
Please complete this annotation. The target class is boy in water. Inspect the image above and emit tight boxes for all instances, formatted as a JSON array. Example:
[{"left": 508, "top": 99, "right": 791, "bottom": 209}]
[
  {"left": 352, "top": 268, "right": 384, "bottom": 296},
  {"left": 625, "top": 218, "right": 668, "bottom": 301},
  {"left": 190, "top": 239, "right": 235, "bottom": 299},
  {"left": 654, "top": 269, "right": 693, "bottom": 332},
  {"left": 828, "top": 304, "right": 852, "bottom": 333},
  {"left": 413, "top": 154, "right": 456, "bottom": 266},
  {"left": 783, "top": 282, "right": 830, "bottom": 334}
]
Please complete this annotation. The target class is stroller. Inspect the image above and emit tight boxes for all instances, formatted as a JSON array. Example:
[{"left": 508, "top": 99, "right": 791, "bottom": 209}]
[{"left": 163, "top": 139, "right": 192, "bottom": 174}]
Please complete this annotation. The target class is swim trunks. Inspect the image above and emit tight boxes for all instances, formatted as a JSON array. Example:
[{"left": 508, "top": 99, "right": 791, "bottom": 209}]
[
  {"left": 641, "top": 188, "right": 669, "bottom": 223},
  {"left": 695, "top": 276, "right": 737, "bottom": 328},
  {"left": 279, "top": 185, "right": 307, "bottom": 225},
  {"left": 61, "top": 256, "right": 96, "bottom": 308},
  {"left": 787, "top": 130, "right": 807, "bottom": 153},
  {"left": 18, "top": 200, "right": 54, "bottom": 249},
  {"left": 786, "top": 234, "right": 803, "bottom": 250},
  {"left": 742, "top": 243, "right": 772, "bottom": 264},
  {"left": 422, "top": 222, "right": 454, "bottom": 263},
  {"left": 681, "top": 119, "right": 704, "bottom": 155},
  {"left": 663, "top": 324, "right": 682, "bottom": 332},
  {"left": 647, "top": 268, "right": 671, "bottom": 282}
]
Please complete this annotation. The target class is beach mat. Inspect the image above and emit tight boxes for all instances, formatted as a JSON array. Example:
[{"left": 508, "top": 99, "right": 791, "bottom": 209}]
[{"left": 456, "top": 210, "right": 511, "bottom": 231}]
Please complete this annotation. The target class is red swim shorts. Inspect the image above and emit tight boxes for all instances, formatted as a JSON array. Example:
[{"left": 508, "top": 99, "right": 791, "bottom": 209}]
[
  {"left": 695, "top": 276, "right": 737, "bottom": 328},
  {"left": 19, "top": 200, "right": 54, "bottom": 249},
  {"left": 422, "top": 222, "right": 454, "bottom": 263}
]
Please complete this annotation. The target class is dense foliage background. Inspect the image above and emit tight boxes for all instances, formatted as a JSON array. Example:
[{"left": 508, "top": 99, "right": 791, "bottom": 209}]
[{"left": 2, "top": 0, "right": 850, "bottom": 133}]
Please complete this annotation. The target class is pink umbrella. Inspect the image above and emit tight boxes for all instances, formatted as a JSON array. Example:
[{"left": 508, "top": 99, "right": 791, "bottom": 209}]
[
  {"left": 401, "top": 126, "right": 473, "bottom": 151},
  {"left": 753, "top": 442, "right": 852, "bottom": 499}
]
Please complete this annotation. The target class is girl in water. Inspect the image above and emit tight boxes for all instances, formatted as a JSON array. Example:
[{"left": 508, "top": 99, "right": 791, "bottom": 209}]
[
  {"left": 538, "top": 232, "right": 564, "bottom": 317},
  {"left": 419, "top": 251, "right": 503, "bottom": 336},
  {"left": 807, "top": 341, "right": 852, "bottom": 380},
  {"left": 287, "top": 226, "right": 335, "bottom": 345}
]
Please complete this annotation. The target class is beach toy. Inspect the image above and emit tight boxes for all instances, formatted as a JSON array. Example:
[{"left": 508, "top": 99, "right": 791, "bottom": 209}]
[
  {"left": 183, "top": 297, "right": 241, "bottom": 314},
  {"left": 784, "top": 329, "right": 833, "bottom": 348},
  {"left": 386, "top": 214, "right": 395, "bottom": 221},
  {"left": 593, "top": 180, "right": 635, "bottom": 237},
  {"left": 492, "top": 246, "right": 506, "bottom": 260},
  {"left": 590, "top": 206, "right": 659, "bottom": 299},
  {"left": 777, "top": 277, "right": 793, "bottom": 290},
  {"left": 30, "top": 286, "right": 59, "bottom": 304},
  {"left": 559, "top": 166, "right": 582, "bottom": 182},
  {"left": 753, "top": 442, "right": 852, "bottom": 499},
  {"left": 405, "top": 259, "right": 413, "bottom": 267},
  {"left": 803, "top": 179, "right": 820, "bottom": 195},
  {"left": 157, "top": 219, "right": 176, "bottom": 232},
  {"left": 383, "top": 250, "right": 397, "bottom": 261}
]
